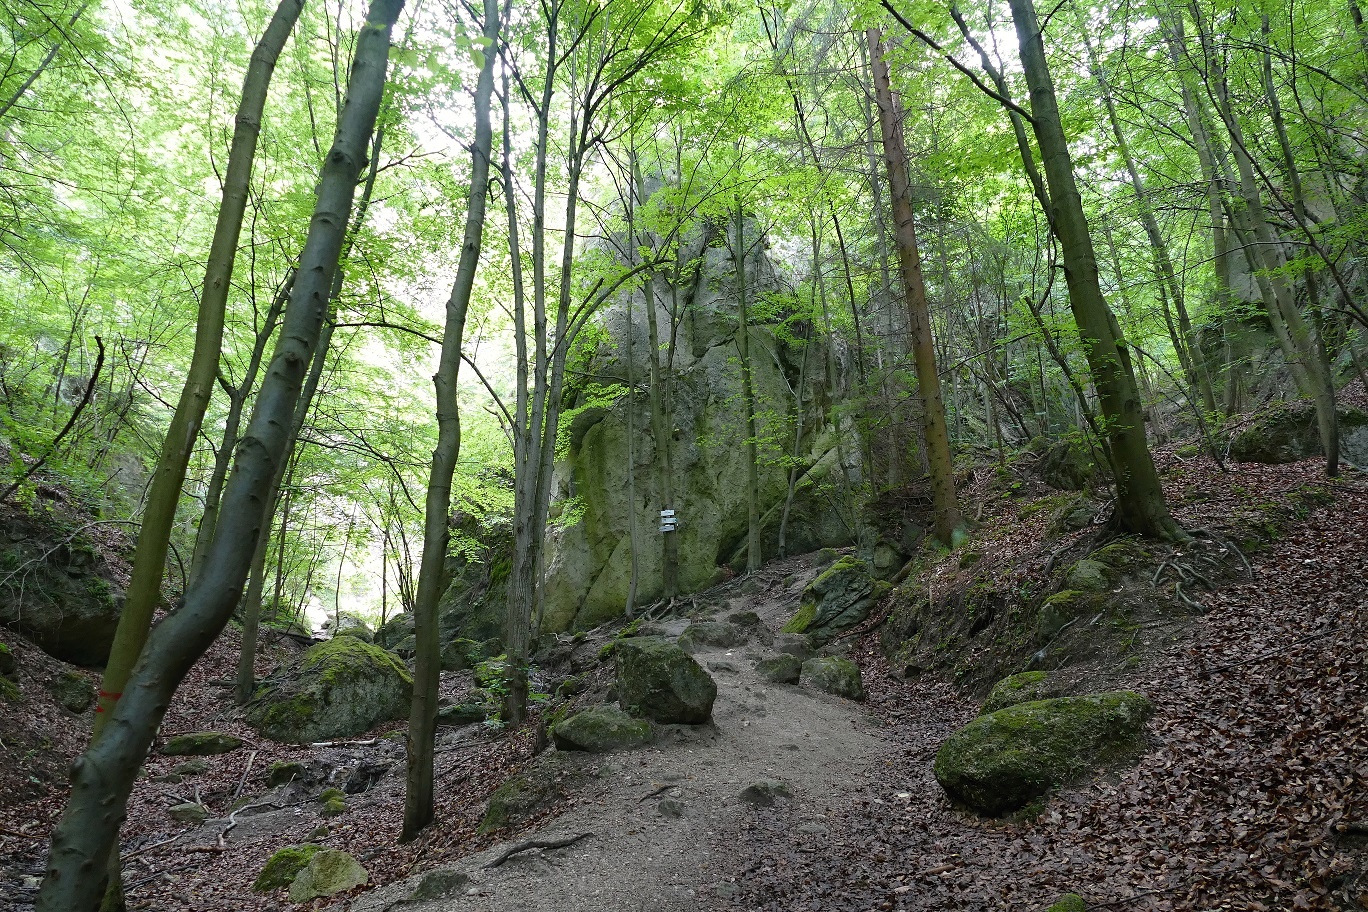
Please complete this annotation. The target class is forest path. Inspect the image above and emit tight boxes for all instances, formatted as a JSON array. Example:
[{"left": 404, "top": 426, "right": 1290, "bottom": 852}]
[{"left": 353, "top": 561, "right": 890, "bottom": 912}]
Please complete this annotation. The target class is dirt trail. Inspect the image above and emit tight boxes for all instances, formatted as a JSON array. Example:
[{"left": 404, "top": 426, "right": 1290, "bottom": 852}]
[{"left": 353, "top": 568, "right": 888, "bottom": 912}]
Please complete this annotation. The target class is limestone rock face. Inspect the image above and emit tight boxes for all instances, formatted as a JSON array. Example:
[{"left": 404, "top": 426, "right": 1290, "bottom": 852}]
[
  {"left": 288, "top": 849, "right": 367, "bottom": 902},
  {"left": 783, "top": 556, "right": 875, "bottom": 644},
  {"left": 539, "top": 219, "right": 857, "bottom": 634},
  {"left": 934, "top": 692, "right": 1152, "bottom": 816},
  {"left": 615, "top": 636, "right": 716, "bottom": 724},
  {"left": 800, "top": 657, "right": 864, "bottom": 700},
  {"left": 1230, "top": 402, "right": 1368, "bottom": 465},
  {"left": 246, "top": 637, "right": 412, "bottom": 743},
  {"left": 551, "top": 704, "right": 652, "bottom": 752}
]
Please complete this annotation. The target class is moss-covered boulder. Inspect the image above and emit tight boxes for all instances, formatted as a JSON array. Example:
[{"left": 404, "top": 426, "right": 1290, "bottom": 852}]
[
  {"left": 678, "top": 621, "right": 745, "bottom": 652},
  {"left": 253, "top": 844, "right": 322, "bottom": 892},
  {"left": 246, "top": 637, "right": 412, "bottom": 743},
  {"left": 0, "top": 517, "right": 126, "bottom": 666},
  {"left": 1065, "top": 560, "right": 1109, "bottom": 592},
  {"left": 160, "top": 731, "right": 242, "bottom": 756},
  {"left": 437, "top": 701, "right": 488, "bottom": 727},
  {"left": 168, "top": 802, "right": 209, "bottom": 825},
  {"left": 551, "top": 704, "right": 652, "bottom": 752},
  {"left": 982, "top": 671, "right": 1062, "bottom": 714},
  {"left": 478, "top": 754, "right": 575, "bottom": 834},
  {"left": 615, "top": 637, "right": 716, "bottom": 724},
  {"left": 771, "top": 633, "right": 814, "bottom": 661},
  {"left": 287, "top": 848, "right": 367, "bottom": 902},
  {"left": 934, "top": 692, "right": 1153, "bottom": 816},
  {"left": 1230, "top": 403, "right": 1368, "bottom": 465},
  {"left": 783, "top": 556, "right": 875, "bottom": 645},
  {"left": 48, "top": 670, "right": 94, "bottom": 712},
  {"left": 1037, "top": 590, "right": 1098, "bottom": 643},
  {"left": 318, "top": 787, "right": 347, "bottom": 817},
  {"left": 1045, "top": 894, "right": 1087, "bottom": 912},
  {"left": 266, "top": 761, "right": 308, "bottom": 787},
  {"left": 374, "top": 612, "right": 413, "bottom": 649},
  {"left": 800, "top": 657, "right": 864, "bottom": 700},
  {"left": 756, "top": 653, "right": 802, "bottom": 684},
  {"left": 333, "top": 626, "right": 372, "bottom": 643}
]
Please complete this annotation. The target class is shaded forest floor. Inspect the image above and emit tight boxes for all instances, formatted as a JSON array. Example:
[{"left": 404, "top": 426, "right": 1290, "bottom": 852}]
[
  {"left": 2, "top": 448, "right": 1367, "bottom": 911},
  {"left": 723, "top": 455, "right": 1368, "bottom": 912}
]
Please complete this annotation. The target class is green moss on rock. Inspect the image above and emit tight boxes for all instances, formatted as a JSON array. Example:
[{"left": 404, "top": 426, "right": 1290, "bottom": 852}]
[
  {"left": 0, "top": 676, "right": 19, "bottom": 702},
  {"left": 478, "top": 755, "right": 571, "bottom": 834},
  {"left": 781, "top": 602, "right": 816, "bottom": 634},
  {"left": 266, "top": 761, "right": 308, "bottom": 787},
  {"left": 615, "top": 637, "right": 716, "bottom": 724},
  {"left": 318, "top": 788, "right": 346, "bottom": 817},
  {"left": 253, "top": 844, "right": 323, "bottom": 892},
  {"left": 1045, "top": 894, "right": 1087, "bottom": 912},
  {"left": 247, "top": 637, "right": 412, "bottom": 743},
  {"left": 756, "top": 653, "right": 802, "bottom": 684},
  {"left": 934, "top": 692, "right": 1153, "bottom": 816},
  {"left": 800, "top": 657, "right": 864, "bottom": 700},
  {"left": 551, "top": 704, "right": 652, "bottom": 752},
  {"left": 982, "top": 671, "right": 1059, "bottom": 713}
]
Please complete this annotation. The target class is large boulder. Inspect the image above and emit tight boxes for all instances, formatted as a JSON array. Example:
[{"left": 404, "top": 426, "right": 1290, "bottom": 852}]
[
  {"left": 1230, "top": 402, "right": 1368, "bottom": 465},
  {"left": 437, "top": 509, "right": 514, "bottom": 647},
  {"left": 288, "top": 849, "right": 367, "bottom": 902},
  {"left": 246, "top": 637, "right": 412, "bottom": 743},
  {"left": 934, "top": 692, "right": 1152, "bottom": 816},
  {"left": 800, "top": 657, "right": 864, "bottom": 700},
  {"left": 615, "top": 636, "right": 716, "bottom": 724},
  {"left": 782, "top": 556, "right": 875, "bottom": 645},
  {"left": 551, "top": 704, "right": 652, "bottom": 752}
]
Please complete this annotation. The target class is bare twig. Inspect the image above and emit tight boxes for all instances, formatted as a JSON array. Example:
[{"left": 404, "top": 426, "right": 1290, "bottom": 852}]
[{"left": 230, "top": 749, "right": 258, "bottom": 806}]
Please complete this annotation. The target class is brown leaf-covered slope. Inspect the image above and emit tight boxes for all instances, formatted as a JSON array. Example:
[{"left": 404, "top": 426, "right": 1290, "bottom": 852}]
[{"left": 722, "top": 458, "right": 1368, "bottom": 912}]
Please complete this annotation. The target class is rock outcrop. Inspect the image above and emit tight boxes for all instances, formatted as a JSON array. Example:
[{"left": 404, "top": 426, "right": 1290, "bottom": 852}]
[
  {"left": 782, "top": 556, "right": 877, "bottom": 644},
  {"left": 246, "top": 637, "right": 412, "bottom": 743},
  {"left": 934, "top": 692, "right": 1152, "bottom": 816},
  {"left": 1230, "top": 402, "right": 1368, "bottom": 465},
  {"left": 0, "top": 510, "right": 127, "bottom": 665},
  {"left": 538, "top": 217, "right": 858, "bottom": 633}
]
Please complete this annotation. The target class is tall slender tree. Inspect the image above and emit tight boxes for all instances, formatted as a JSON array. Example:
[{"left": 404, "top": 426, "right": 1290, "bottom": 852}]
[
  {"left": 402, "top": 0, "right": 500, "bottom": 841},
  {"left": 36, "top": 0, "right": 403, "bottom": 903}
]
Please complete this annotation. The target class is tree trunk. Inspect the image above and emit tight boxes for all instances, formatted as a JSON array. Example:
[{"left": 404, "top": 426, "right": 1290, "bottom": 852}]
[
  {"left": 190, "top": 272, "right": 293, "bottom": 582},
  {"left": 37, "top": 0, "right": 401, "bottom": 903},
  {"left": 401, "top": 0, "right": 498, "bottom": 842},
  {"left": 86, "top": 4, "right": 303, "bottom": 901},
  {"left": 1006, "top": 0, "right": 1180, "bottom": 539},
  {"left": 93, "top": 0, "right": 303, "bottom": 733},
  {"left": 867, "top": 28, "right": 963, "bottom": 545}
]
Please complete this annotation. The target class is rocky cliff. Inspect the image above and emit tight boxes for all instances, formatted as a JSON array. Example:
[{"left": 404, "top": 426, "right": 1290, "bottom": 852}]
[{"left": 539, "top": 218, "right": 860, "bottom": 633}]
